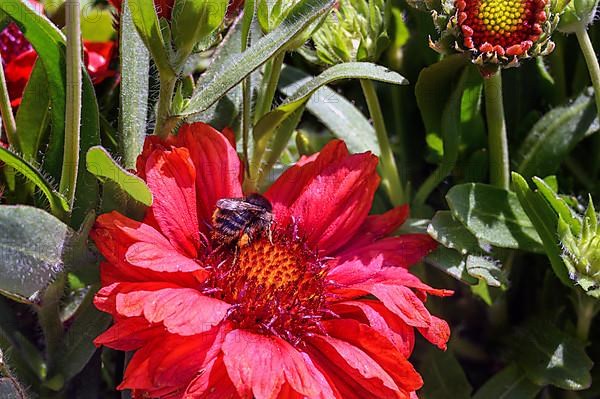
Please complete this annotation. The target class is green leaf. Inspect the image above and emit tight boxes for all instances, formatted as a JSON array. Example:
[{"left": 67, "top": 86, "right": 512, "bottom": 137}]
[
  {"left": 414, "top": 66, "right": 474, "bottom": 206},
  {"left": 254, "top": 62, "right": 408, "bottom": 142},
  {"left": 0, "top": 147, "right": 68, "bottom": 216},
  {"left": 472, "top": 364, "right": 542, "bottom": 399},
  {"left": 278, "top": 65, "right": 379, "bottom": 155},
  {"left": 182, "top": 0, "right": 335, "bottom": 117},
  {"left": 446, "top": 183, "right": 543, "bottom": 252},
  {"left": 86, "top": 146, "right": 153, "bottom": 206},
  {"left": 55, "top": 286, "right": 110, "bottom": 382},
  {"left": 465, "top": 255, "right": 506, "bottom": 287},
  {"left": 532, "top": 177, "right": 581, "bottom": 235},
  {"left": 171, "top": 0, "right": 228, "bottom": 61},
  {"left": 0, "top": 0, "right": 67, "bottom": 182},
  {"left": 427, "top": 211, "right": 483, "bottom": 255},
  {"left": 425, "top": 247, "right": 478, "bottom": 285},
  {"left": 119, "top": 0, "right": 150, "bottom": 169},
  {"left": 418, "top": 349, "right": 472, "bottom": 399},
  {"left": 415, "top": 54, "right": 470, "bottom": 159},
  {"left": 72, "top": 72, "right": 101, "bottom": 228},
  {"left": 15, "top": 59, "right": 50, "bottom": 162},
  {"left": 512, "top": 318, "right": 592, "bottom": 390},
  {"left": 516, "top": 88, "right": 599, "bottom": 177},
  {"left": 0, "top": 206, "right": 73, "bottom": 302},
  {"left": 511, "top": 173, "right": 571, "bottom": 286},
  {"left": 129, "top": 0, "right": 175, "bottom": 78}
]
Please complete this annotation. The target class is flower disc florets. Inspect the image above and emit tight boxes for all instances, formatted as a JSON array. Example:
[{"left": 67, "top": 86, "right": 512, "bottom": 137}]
[
  {"left": 207, "top": 232, "right": 329, "bottom": 343},
  {"left": 430, "top": 0, "right": 559, "bottom": 68}
]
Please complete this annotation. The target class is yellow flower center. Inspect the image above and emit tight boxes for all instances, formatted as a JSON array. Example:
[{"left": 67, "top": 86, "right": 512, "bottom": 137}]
[{"left": 208, "top": 236, "right": 328, "bottom": 341}]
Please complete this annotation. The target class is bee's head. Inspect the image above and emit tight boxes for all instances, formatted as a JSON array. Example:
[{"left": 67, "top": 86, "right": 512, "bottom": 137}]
[{"left": 246, "top": 193, "right": 273, "bottom": 212}]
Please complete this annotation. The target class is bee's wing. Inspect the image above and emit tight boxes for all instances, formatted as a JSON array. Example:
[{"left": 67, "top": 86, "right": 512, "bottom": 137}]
[{"left": 216, "top": 198, "right": 266, "bottom": 213}]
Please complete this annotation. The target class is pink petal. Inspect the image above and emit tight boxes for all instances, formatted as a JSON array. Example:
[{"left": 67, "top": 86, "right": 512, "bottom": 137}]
[{"left": 145, "top": 147, "right": 200, "bottom": 257}]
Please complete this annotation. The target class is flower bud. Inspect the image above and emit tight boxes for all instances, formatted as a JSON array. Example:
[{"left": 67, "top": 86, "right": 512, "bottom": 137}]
[
  {"left": 559, "top": 197, "right": 600, "bottom": 297},
  {"left": 312, "top": 0, "right": 390, "bottom": 64},
  {"left": 557, "top": 0, "right": 599, "bottom": 33}
]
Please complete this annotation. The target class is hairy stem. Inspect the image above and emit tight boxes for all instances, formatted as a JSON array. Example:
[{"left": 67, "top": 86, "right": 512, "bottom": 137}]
[
  {"left": 153, "top": 76, "right": 177, "bottom": 139},
  {"left": 360, "top": 79, "right": 405, "bottom": 205},
  {"left": 484, "top": 70, "right": 509, "bottom": 190}
]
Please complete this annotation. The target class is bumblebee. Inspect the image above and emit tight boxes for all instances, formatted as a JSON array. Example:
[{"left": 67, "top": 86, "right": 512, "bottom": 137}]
[{"left": 211, "top": 193, "right": 274, "bottom": 247}]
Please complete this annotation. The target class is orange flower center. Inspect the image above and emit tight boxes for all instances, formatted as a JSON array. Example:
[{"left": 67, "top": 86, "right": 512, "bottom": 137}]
[
  {"left": 457, "top": 0, "right": 547, "bottom": 55},
  {"left": 209, "top": 236, "right": 329, "bottom": 342}
]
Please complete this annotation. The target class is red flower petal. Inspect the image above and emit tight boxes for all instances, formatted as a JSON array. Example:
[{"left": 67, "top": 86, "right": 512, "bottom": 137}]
[
  {"left": 119, "top": 327, "right": 224, "bottom": 394},
  {"left": 4, "top": 49, "right": 36, "bottom": 107},
  {"left": 222, "top": 329, "right": 335, "bottom": 398},
  {"left": 322, "top": 318, "right": 423, "bottom": 393},
  {"left": 417, "top": 315, "right": 451, "bottom": 350},
  {"left": 185, "top": 355, "right": 241, "bottom": 398},
  {"left": 335, "top": 234, "right": 437, "bottom": 269},
  {"left": 266, "top": 140, "right": 349, "bottom": 213},
  {"left": 145, "top": 146, "right": 200, "bottom": 257},
  {"left": 91, "top": 212, "right": 204, "bottom": 281},
  {"left": 332, "top": 300, "right": 415, "bottom": 358},
  {"left": 273, "top": 150, "right": 379, "bottom": 253},
  {"left": 177, "top": 123, "right": 243, "bottom": 228},
  {"left": 115, "top": 287, "right": 230, "bottom": 336},
  {"left": 336, "top": 205, "right": 409, "bottom": 251},
  {"left": 306, "top": 334, "right": 405, "bottom": 399},
  {"left": 83, "top": 41, "right": 116, "bottom": 84},
  {"left": 94, "top": 317, "right": 160, "bottom": 351}
]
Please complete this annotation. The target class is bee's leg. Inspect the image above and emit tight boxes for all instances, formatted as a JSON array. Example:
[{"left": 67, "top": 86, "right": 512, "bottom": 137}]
[{"left": 268, "top": 226, "right": 273, "bottom": 244}]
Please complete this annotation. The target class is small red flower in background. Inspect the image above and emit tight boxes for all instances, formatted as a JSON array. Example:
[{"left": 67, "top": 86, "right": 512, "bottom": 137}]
[
  {"left": 0, "top": 24, "right": 116, "bottom": 107},
  {"left": 92, "top": 123, "right": 452, "bottom": 399}
]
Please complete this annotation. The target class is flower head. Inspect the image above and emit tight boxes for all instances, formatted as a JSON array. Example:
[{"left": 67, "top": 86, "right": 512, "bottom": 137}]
[
  {"left": 92, "top": 123, "right": 451, "bottom": 398},
  {"left": 430, "top": 0, "right": 559, "bottom": 68}
]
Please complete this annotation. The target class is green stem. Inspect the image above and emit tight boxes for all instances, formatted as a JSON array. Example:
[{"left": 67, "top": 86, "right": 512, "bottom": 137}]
[
  {"left": 0, "top": 54, "right": 18, "bottom": 150},
  {"left": 360, "top": 79, "right": 405, "bottom": 205},
  {"left": 153, "top": 76, "right": 177, "bottom": 139},
  {"left": 37, "top": 274, "right": 66, "bottom": 379},
  {"left": 575, "top": 23, "right": 600, "bottom": 117},
  {"left": 575, "top": 291, "right": 598, "bottom": 342},
  {"left": 241, "top": 0, "right": 255, "bottom": 179},
  {"left": 60, "top": 0, "right": 82, "bottom": 209},
  {"left": 483, "top": 69, "right": 509, "bottom": 190},
  {"left": 254, "top": 53, "right": 285, "bottom": 123}
]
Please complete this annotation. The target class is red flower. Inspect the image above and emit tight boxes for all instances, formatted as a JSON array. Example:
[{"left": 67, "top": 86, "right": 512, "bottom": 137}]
[
  {"left": 0, "top": 1, "right": 116, "bottom": 107},
  {"left": 92, "top": 123, "right": 452, "bottom": 399}
]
